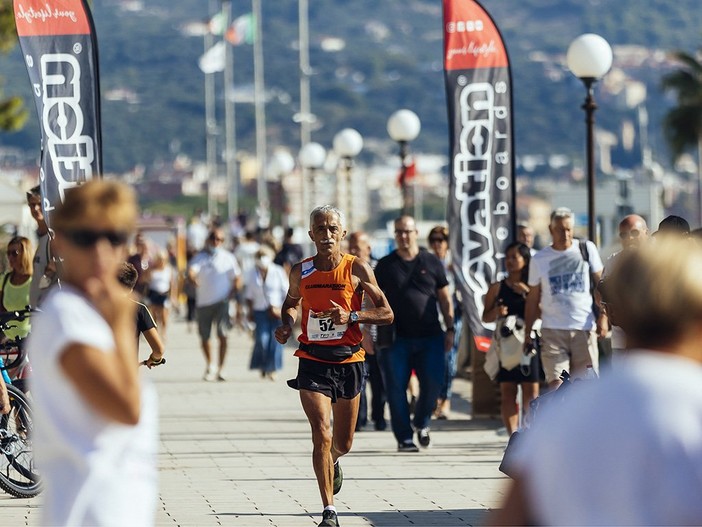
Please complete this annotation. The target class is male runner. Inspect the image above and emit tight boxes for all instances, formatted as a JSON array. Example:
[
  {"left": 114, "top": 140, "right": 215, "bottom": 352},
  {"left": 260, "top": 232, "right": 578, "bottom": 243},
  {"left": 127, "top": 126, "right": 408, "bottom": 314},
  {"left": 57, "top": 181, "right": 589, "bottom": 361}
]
[{"left": 275, "top": 205, "right": 393, "bottom": 527}]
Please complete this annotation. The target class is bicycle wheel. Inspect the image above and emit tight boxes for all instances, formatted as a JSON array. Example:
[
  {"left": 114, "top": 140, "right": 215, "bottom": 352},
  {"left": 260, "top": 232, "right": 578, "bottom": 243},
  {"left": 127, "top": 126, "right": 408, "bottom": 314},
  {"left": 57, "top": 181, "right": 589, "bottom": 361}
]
[{"left": 0, "top": 384, "right": 41, "bottom": 498}]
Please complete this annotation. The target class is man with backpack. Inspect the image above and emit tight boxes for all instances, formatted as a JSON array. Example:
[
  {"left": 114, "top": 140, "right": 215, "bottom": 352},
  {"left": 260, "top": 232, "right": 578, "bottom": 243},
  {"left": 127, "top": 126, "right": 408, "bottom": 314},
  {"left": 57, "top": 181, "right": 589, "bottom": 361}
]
[{"left": 523, "top": 207, "right": 605, "bottom": 388}]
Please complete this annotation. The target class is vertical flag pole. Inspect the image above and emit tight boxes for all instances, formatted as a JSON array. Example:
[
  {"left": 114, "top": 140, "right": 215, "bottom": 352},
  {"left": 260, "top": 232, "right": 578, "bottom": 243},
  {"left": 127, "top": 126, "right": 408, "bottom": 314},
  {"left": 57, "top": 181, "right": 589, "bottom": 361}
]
[
  {"left": 252, "top": 0, "right": 269, "bottom": 228},
  {"left": 205, "top": 0, "right": 218, "bottom": 219},
  {"left": 222, "top": 0, "right": 238, "bottom": 222}
]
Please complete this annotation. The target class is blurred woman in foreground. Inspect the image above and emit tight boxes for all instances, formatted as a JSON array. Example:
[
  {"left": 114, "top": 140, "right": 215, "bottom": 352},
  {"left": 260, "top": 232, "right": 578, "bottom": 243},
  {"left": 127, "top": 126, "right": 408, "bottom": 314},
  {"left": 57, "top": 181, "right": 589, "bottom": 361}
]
[{"left": 28, "top": 181, "right": 157, "bottom": 526}]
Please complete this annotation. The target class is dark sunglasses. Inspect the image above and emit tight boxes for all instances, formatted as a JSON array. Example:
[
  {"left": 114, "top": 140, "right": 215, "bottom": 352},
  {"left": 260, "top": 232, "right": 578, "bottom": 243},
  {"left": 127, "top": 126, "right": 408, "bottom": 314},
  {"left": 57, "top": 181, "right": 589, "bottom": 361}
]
[
  {"left": 619, "top": 230, "right": 642, "bottom": 239},
  {"left": 429, "top": 237, "right": 446, "bottom": 243},
  {"left": 63, "top": 229, "right": 130, "bottom": 248},
  {"left": 7, "top": 248, "right": 22, "bottom": 257}
]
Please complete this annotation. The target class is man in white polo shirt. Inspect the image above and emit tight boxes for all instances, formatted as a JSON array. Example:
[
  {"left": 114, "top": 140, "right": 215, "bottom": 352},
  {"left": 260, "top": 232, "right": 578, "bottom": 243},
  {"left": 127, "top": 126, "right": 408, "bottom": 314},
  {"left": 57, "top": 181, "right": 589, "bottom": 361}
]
[
  {"left": 524, "top": 207, "right": 604, "bottom": 388},
  {"left": 188, "top": 227, "right": 241, "bottom": 381}
]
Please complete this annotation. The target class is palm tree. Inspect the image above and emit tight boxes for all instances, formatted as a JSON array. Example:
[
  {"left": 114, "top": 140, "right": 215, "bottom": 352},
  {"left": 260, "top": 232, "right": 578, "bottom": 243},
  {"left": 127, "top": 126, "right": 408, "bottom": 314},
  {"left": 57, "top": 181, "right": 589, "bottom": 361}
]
[{"left": 661, "top": 48, "right": 702, "bottom": 227}]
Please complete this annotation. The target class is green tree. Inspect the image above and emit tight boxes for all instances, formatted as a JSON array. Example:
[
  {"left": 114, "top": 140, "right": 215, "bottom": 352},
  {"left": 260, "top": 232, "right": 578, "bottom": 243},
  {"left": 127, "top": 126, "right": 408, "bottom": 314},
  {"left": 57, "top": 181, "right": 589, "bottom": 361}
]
[
  {"left": 0, "top": 1, "right": 27, "bottom": 131},
  {"left": 661, "top": 48, "right": 702, "bottom": 225}
]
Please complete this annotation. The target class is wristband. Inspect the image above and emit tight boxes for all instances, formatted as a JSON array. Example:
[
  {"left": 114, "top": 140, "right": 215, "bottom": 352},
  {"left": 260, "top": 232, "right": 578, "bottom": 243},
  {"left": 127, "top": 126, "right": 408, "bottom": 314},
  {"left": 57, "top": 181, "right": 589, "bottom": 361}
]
[{"left": 446, "top": 327, "right": 455, "bottom": 332}]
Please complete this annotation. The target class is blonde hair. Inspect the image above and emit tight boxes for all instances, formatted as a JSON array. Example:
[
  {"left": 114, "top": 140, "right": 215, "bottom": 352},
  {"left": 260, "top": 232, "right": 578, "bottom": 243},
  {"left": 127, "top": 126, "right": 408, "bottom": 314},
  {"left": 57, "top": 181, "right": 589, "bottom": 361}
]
[
  {"left": 152, "top": 249, "right": 168, "bottom": 267},
  {"left": 7, "top": 236, "right": 33, "bottom": 276},
  {"left": 52, "top": 180, "right": 138, "bottom": 234},
  {"left": 605, "top": 238, "right": 702, "bottom": 349}
]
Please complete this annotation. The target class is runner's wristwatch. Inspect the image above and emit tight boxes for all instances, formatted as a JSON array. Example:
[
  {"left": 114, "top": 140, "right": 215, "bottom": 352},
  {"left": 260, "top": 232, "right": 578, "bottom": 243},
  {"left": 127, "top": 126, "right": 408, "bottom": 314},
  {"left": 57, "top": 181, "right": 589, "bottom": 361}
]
[{"left": 349, "top": 311, "right": 359, "bottom": 324}]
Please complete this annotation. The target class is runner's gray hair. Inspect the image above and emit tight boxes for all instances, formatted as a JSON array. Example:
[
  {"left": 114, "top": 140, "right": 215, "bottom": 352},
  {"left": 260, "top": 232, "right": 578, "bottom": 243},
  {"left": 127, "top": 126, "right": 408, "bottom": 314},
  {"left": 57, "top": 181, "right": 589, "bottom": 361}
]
[{"left": 309, "top": 205, "right": 345, "bottom": 229}]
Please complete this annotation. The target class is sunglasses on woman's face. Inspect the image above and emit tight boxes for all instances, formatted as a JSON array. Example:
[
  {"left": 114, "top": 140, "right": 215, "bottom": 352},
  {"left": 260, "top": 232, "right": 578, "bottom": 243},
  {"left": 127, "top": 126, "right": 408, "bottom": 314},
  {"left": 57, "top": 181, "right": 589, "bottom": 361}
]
[
  {"left": 63, "top": 229, "right": 130, "bottom": 248},
  {"left": 429, "top": 237, "right": 446, "bottom": 244},
  {"left": 7, "top": 248, "right": 21, "bottom": 257}
]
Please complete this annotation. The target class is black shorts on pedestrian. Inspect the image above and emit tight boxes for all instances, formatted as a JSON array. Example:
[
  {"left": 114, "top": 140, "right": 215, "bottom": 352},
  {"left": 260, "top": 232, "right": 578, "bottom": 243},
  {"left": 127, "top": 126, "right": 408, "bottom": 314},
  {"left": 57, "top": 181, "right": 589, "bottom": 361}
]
[
  {"left": 287, "top": 358, "right": 364, "bottom": 403},
  {"left": 147, "top": 289, "right": 169, "bottom": 307}
]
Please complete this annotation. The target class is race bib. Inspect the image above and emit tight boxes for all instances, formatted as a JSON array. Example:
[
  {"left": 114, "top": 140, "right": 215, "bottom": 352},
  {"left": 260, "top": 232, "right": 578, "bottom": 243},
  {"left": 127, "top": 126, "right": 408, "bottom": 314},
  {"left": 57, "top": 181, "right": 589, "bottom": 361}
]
[{"left": 307, "top": 310, "right": 348, "bottom": 341}]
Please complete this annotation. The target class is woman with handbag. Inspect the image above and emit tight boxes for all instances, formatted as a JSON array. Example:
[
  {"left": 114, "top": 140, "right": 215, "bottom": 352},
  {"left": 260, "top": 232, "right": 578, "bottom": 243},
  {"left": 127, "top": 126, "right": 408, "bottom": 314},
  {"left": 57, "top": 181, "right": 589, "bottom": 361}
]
[
  {"left": 244, "top": 245, "right": 289, "bottom": 380},
  {"left": 482, "top": 241, "right": 539, "bottom": 435}
]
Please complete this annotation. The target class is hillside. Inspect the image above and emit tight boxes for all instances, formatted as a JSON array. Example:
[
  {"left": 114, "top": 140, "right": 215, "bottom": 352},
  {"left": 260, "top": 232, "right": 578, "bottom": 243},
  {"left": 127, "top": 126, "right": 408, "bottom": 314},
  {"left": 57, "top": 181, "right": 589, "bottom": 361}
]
[{"left": 1, "top": 0, "right": 701, "bottom": 173}]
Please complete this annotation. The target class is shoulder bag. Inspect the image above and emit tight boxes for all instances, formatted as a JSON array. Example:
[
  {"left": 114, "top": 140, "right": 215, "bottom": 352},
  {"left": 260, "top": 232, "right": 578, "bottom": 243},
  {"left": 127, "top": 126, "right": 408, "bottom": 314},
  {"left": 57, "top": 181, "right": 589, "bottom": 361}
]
[{"left": 495, "top": 314, "right": 526, "bottom": 371}]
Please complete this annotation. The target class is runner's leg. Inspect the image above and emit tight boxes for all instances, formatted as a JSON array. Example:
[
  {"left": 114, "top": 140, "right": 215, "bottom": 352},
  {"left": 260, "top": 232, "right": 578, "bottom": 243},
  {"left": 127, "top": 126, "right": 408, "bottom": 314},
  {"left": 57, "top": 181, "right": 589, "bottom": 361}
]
[
  {"left": 300, "top": 389, "right": 334, "bottom": 507},
  {"left": 331, "top": 394, "right": 360, "bottom": 462}
]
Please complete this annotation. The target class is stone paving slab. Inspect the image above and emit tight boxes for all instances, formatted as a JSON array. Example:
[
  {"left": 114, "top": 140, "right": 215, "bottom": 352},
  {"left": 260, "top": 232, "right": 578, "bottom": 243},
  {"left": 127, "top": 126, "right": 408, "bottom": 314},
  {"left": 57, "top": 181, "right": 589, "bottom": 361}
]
[{"left": 0, "top": 317, "right": 510, "bottom": 526}]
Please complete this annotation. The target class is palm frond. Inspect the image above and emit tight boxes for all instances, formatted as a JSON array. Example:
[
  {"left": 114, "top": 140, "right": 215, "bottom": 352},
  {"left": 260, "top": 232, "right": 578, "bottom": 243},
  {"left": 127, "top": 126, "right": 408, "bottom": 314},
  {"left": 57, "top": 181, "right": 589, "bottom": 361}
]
[{"left": 661, "top": 48, "right": 702, "bottom": 161}]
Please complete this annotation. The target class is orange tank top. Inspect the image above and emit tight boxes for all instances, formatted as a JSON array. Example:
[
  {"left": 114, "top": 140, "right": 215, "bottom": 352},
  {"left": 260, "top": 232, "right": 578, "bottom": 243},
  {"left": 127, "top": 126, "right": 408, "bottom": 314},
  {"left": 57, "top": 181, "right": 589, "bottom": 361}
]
[{"left": 294, "top": 253, "right": 364, "bottom": 363}]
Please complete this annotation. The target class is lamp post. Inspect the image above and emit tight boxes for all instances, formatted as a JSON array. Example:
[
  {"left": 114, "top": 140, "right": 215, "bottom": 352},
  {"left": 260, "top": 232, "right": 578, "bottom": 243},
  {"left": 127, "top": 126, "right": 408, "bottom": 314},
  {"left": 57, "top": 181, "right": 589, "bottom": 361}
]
[
  {"left": 567, "top": 33, "right": 613, "bottom": 244},
  {"left": 387, "top": 109, "right": 421, "bottom": 216},
  {"left": 333, "top": 128, "right": 363, "bottom": 230},
  {"left": 299, "top": 142, "right": 327, "bottom": 218},
  {"left": 269, "top": 149, "right": 295, "bottom": 227}
]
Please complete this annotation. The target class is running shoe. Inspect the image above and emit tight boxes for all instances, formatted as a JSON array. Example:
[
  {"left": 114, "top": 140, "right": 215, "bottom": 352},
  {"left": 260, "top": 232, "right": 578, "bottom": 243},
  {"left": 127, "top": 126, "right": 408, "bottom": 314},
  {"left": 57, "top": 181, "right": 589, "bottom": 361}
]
[
  {"left": 417, "top": 428, "right": 431, "bottom": 448},
  {"left": 333, "top": 461, "right": 343, "bottom": 495},
  {"left": 318, "top": 509, "right": 339, "bottom": 527},
  {"left": 397, "top": 440, "right": 419, "bottom": 452}
]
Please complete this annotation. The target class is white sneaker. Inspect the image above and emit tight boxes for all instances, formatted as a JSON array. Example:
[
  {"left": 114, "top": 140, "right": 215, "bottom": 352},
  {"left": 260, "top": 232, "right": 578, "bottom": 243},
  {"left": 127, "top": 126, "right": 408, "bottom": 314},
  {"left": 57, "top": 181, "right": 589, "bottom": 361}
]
[{"left": 203, "top": 365, "right": 217, "bottom": 382}]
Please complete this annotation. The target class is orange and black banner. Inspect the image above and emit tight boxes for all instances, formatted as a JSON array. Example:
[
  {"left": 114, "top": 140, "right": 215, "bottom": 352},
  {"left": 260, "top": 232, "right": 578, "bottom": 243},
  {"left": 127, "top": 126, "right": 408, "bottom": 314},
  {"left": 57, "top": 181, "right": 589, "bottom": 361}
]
[
  {"left": 443, "top": 0, "right": 515, "bottom": 339},
  {"left": 13, "top": 0, "right": 102, "bottom": 228}
]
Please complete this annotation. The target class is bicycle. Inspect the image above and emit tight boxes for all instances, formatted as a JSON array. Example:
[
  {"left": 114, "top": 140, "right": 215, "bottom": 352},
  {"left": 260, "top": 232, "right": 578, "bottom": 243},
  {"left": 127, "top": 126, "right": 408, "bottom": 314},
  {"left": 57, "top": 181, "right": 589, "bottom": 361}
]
[
  {"left": 0, "top": 308, "right": 40, "bottom": 498},
  {"left": 0, "top": 309, "right": 33, "bottom": 394},
  {"left": 0, "top": 383, "right": 39, "bottom": 498}
]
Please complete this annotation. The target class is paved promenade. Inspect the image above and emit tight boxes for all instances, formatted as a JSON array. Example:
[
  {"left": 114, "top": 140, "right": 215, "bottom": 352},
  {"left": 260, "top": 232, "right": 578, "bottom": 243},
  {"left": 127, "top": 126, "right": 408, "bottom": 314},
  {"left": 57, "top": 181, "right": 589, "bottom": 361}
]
[{"left": 1, "top": 317, "right": 510, "bottom": 526}]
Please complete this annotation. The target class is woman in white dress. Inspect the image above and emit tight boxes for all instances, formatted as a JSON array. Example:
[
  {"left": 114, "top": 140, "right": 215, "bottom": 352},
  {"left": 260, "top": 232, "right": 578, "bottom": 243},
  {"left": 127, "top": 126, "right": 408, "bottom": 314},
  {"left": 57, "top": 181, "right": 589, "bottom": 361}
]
[{"left": 28, "top": 181, "right": 158, "bottom": 526}]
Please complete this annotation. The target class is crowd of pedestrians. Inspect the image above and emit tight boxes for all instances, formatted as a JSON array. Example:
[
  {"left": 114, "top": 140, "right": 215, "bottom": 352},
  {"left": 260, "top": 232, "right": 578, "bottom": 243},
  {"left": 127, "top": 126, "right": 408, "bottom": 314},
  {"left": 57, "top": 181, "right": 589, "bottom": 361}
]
[
  {"left": 491, "top": 233, "right": 702, "bottom": 525},
  {"left": 4, "top": 182, "right": 702, "bottom": 526}
]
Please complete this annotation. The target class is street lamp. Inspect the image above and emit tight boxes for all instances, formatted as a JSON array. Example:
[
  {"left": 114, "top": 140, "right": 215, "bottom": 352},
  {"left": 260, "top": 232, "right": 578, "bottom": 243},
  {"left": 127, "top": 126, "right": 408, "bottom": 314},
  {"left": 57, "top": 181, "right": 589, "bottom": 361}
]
[
  {"left": 269, "top": 149, "right": 295, "bottom": 227},
  {"left": 299, "top": 142, "right": 327, "bottom": 217},
  {"left": 333, "top": 128, "right": 363, "bottom": 230},
  {"left": 567, "top": 33, "right": 613, "bottom": 244},
  {"left": 387, "top": 109, "right": 421, "bottom": 215}
]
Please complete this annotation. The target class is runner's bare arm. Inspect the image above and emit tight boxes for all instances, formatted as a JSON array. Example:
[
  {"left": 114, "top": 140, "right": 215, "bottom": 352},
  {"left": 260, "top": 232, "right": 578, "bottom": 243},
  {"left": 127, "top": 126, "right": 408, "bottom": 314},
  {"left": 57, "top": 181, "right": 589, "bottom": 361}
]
[{"left": 275, "top": 263, "right": 302, "bottom": 344}]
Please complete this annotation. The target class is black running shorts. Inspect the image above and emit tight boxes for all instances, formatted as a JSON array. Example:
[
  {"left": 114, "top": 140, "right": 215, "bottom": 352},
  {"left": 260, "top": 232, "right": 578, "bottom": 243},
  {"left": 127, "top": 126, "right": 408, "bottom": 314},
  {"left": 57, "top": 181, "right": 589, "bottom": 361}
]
[{"left": 288, "top": 358, "right": 364, "bottom": 403}]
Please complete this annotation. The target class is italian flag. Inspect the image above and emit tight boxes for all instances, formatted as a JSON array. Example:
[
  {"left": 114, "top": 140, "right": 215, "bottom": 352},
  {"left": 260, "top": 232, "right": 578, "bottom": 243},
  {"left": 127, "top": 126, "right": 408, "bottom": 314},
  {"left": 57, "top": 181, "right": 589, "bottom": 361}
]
[{"left": 225, "top": 13, "right": 255, "bottom": 46}]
